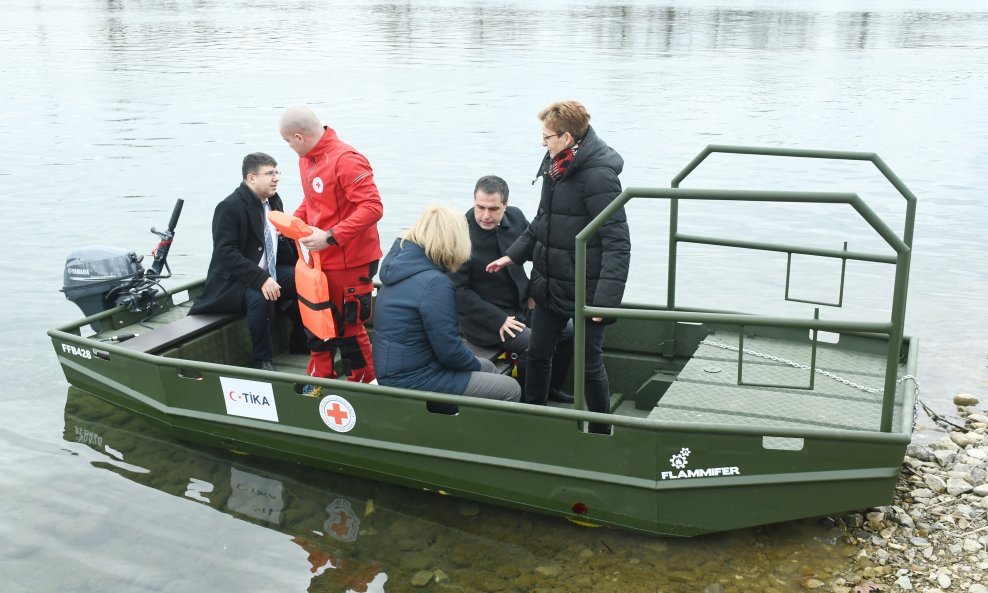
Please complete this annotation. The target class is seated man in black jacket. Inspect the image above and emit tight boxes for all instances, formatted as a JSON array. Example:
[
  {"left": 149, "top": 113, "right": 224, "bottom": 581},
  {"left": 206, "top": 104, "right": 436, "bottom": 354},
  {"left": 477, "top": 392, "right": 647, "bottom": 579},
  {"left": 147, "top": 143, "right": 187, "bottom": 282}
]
[
  {"left": 451, "top": 175, "right": 574, "bottom": 403},
  {"left": 190, "top": 152, "right": 301, "bottom": 371}
]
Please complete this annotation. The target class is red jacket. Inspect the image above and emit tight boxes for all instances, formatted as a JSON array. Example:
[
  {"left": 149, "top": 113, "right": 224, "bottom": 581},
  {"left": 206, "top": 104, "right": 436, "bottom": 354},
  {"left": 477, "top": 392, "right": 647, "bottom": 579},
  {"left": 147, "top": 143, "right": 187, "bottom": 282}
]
[{"left": 294, "top": 127, "right": 384, "bottom": 271}]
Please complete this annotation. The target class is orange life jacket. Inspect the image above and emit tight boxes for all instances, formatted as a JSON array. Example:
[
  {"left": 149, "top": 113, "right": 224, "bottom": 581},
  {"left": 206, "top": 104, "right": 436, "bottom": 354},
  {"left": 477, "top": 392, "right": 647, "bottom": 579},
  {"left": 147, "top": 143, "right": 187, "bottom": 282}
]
[{"left": 267, "top": 211, "right": 337, "bottom": 340}]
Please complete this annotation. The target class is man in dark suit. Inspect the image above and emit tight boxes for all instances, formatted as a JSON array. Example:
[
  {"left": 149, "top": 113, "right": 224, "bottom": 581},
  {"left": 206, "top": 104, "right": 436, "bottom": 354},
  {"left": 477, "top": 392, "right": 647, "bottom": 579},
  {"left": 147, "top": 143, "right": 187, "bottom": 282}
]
[
  {"left": 451, "top": 175, "right": 574, "bottom": 403},
  {"left": 190, "top": 152, "right": 299, "bottom": 370}
]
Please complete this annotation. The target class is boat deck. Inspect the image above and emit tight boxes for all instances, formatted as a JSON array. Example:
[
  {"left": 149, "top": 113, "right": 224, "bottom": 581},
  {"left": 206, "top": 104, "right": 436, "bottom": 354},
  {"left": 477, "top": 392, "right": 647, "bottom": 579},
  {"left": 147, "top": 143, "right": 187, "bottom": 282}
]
[
  {"left": 647, "top": 330, "right": 906, "bottom": 433},
  {"left": 105, "top": 305, "right": 907, "bottom": 434}
]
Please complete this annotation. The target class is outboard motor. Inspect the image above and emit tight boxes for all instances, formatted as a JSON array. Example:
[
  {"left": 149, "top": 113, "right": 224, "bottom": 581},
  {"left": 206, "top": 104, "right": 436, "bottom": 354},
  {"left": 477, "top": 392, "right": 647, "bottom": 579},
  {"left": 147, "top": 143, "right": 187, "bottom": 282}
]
[{"left": 61, "top": 199, "right": 184, "bottom": 331}]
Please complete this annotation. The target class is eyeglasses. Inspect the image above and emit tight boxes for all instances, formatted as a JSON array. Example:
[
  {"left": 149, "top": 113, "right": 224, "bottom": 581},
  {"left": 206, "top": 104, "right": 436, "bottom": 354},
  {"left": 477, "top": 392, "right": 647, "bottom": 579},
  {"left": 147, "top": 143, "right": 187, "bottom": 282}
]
[
  {"left": 254, "top": 170, "right": 281, "bottom": 177},
  {"left": 542, "top": 133, "right": 562, "bottom": 142}
]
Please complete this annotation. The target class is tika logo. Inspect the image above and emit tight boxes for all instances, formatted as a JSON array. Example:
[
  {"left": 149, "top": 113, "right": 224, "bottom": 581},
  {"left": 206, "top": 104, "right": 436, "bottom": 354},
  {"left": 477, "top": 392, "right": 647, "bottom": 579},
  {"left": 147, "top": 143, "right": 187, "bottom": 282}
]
[
  {"left": 312, "top": 176, "right": 324, "bottom": 194},
  {"left": 62, "top": 343, "right": 92, "bottom": 360},
  {"left": 319, "top": 395, "right": 357, "bottom": 433},
  {"left": 660, "top": 446, "right": 741, "bottom": 480},
  {"left": 228, "top": 390, "right": 270, "bottom": 406},
  {"left": 219, "top": 376, "right": 279, "bottom": 422}
]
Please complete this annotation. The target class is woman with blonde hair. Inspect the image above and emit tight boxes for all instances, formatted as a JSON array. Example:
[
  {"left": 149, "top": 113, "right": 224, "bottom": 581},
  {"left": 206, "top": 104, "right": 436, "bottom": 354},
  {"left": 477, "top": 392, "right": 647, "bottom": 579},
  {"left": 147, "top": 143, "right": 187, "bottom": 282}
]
[{"left": 373, "top": 206, "right": 521, "bottom": 403}]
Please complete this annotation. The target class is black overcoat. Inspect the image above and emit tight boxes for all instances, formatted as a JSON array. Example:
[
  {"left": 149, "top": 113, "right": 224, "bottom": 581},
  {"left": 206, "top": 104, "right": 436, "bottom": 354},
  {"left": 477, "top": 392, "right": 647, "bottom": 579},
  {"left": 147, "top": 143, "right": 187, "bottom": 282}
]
[
  {"left": 190, "top": 183, "right": 297, "bottom": 315},
  {"left": 505, "top": 125, "right": 631, "bottom": 317},
  {"left": 451, "top": 205, "right": 531, "bottom": 346}
]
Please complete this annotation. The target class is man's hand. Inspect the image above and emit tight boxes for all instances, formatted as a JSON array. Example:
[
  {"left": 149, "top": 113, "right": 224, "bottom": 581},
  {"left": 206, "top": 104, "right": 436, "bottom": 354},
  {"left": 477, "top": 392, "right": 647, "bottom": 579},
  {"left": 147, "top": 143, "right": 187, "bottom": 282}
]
[
  {"left": 300, "top": 227, "right": 333, "bottom": 252},
  {"left": 486, "top": 255, "right": 513, "bottom": 273},
  {"left": 499, "top": 315, "right": 526, "bottom": 341},
  {"left": 261, "top": 277, "right": 282, "bottom": 301}
]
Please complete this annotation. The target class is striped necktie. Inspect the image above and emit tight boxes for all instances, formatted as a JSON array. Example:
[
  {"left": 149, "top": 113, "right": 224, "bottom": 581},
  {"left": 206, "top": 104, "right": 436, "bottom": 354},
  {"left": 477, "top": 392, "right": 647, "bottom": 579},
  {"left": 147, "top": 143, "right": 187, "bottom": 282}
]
[{"left": 263, "top": 201, "right": 277, "bottom": 281}]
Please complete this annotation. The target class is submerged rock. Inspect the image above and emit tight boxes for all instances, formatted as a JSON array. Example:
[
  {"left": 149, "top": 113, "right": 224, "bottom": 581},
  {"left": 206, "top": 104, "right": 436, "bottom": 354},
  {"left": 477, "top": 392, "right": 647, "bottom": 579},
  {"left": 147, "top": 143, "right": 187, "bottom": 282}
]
[
  {"left": 535, "top": 565, "right": 563, "bottom": 577},
  {"left": 410, "top": 570, "right": 433, "bottom": 587}
]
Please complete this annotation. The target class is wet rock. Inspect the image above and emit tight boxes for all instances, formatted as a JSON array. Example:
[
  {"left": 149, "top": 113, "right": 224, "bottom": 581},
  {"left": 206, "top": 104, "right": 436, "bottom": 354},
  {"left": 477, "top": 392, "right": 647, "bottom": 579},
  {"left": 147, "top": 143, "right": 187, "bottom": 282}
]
[
  {"left": 866, "top": 511, "right": 885, "bottom": 527},
  {"left": 410, "top": 570, "right": 434, "bottom": 587},
  {"left": 907, "top": 443, "right": 935, "bottom": 461},
  {"left": 801, "top": 577, "right": 825, "bottom": 589},
  {"left": 702, "top": 584, "right": 725, "bottom": 593},
  {"left": 535, "top": 565, "right": 562, "bottom": 577},
  {"left": 433, "top": 569, "right": 450, "bottom": 584},
  {"left": 955, "top": 394, "right": 980, "bottom": 406},
  {"left": 844, "top": 513, "right": 864, "bottom": 529},
  {"left": 458, "top": 504, "right": 481, "bottom": 517},
  {"left": 968, "top": 413, "right": 988, "bottom": 424},
  {"left": 404, "top": 553, "right": 433, "bottom": 571}
]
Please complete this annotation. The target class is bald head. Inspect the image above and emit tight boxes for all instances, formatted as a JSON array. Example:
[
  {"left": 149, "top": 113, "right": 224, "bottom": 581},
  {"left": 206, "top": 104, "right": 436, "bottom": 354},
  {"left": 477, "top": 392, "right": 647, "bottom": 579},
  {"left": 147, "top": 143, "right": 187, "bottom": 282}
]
[{"left": 279, "top": 105, "right": 324, "bottom": 157}]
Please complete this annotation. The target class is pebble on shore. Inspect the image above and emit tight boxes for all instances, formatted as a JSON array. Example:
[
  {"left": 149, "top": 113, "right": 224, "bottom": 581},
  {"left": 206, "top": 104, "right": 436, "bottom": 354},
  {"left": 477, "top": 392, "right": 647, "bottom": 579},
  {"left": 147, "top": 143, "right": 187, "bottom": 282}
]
[{"left": 833, "top": 397, "right": 988, "bottom": 593}]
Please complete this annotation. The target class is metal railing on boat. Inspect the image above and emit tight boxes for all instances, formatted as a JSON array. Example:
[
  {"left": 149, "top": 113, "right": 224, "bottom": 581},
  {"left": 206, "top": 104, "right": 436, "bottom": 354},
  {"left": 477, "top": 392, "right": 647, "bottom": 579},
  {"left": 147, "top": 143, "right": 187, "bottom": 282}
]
[{"left": 573, "top": 145, "right": 918, "bottom": 433}]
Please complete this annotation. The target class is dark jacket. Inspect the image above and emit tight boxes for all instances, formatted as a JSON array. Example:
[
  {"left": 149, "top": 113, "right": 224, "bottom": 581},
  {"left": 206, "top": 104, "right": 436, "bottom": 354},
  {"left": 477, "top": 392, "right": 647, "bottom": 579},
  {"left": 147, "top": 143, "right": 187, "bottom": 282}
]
[
  {"left": 372, "top": 238, "right": 482, "bottom": 394},
  {"left": 505, "top": 125, "right": 631, "bottom": 317},
  {"left": 190, "top": 183, "right": 297, "bottom": 315},
  {"left": 451, "top": 205, "right": 531, "bottom": 346}
]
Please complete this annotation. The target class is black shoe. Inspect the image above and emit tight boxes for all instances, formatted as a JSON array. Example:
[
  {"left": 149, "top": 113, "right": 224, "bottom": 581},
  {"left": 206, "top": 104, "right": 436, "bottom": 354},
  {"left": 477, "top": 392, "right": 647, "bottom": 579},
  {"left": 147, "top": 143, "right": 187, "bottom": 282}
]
[
  {"left": 548, "top": 388, "right": 574, "bottom": 404},
  {"left": 254, "top": 360, "right": 275, "bottom": 372}
]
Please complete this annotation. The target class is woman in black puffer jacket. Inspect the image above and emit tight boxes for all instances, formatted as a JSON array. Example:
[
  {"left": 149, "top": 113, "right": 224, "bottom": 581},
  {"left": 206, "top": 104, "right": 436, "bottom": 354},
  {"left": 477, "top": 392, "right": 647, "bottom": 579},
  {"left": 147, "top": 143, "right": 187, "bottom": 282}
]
[{"left": 488, "top": 100, "right": 631, "bottom": 433}]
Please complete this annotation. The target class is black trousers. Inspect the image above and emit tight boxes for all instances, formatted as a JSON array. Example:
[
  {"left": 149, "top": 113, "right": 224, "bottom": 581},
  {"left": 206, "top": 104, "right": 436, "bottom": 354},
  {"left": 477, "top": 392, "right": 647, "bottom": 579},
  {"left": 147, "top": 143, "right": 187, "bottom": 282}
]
[
  {"left": 524, "top": 303, "right": 611, "bottom": 433},
  {"left": 243, "top": 263, "right": 297, "bottom": 362}
]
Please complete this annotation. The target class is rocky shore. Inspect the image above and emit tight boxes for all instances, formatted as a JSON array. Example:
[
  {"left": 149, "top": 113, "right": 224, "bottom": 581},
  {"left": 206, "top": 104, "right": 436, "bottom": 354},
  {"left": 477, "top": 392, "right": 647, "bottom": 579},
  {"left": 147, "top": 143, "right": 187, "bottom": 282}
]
[{"left": 832, "top": 396, "right": 988, "bottom": 593}]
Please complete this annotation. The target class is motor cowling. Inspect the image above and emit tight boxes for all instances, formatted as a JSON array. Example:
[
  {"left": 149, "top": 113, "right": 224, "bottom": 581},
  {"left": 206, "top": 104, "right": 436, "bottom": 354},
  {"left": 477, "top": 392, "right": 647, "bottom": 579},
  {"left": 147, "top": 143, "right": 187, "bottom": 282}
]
[{"left": 62, "top": 246, "right": 144, "bottom": 330}]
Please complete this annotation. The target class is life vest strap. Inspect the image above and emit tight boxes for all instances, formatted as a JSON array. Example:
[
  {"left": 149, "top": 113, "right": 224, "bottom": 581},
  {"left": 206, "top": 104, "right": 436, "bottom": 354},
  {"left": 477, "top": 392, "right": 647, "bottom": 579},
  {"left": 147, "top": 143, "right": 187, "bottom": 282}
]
[{"left": 298, "top": 294, "right": 338, "bottom": 312}]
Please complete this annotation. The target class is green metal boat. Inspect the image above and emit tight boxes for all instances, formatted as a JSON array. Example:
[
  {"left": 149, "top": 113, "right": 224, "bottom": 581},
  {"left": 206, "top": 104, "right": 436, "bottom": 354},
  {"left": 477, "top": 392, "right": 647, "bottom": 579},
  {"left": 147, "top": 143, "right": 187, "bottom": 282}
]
[{"left": 49, "top": 145, "right": 919, "bottom": 537}]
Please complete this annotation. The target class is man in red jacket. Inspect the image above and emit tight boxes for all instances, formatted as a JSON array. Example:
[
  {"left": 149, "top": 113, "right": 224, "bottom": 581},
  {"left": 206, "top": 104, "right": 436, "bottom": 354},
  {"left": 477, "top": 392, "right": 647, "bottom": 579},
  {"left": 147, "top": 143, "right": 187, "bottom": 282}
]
[{"left": 279, "top": 105, "right": 384, "bottom": 383}]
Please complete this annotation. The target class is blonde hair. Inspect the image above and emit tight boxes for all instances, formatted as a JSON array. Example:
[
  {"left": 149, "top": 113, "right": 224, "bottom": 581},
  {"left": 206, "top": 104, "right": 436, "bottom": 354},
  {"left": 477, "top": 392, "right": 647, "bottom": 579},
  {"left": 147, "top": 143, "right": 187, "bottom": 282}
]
[
  {"left": 539, "top": 100, "right": 590, "bottom": 139},
  {"left": 402, "top": 206, "right": 471, "bottom": 272}
]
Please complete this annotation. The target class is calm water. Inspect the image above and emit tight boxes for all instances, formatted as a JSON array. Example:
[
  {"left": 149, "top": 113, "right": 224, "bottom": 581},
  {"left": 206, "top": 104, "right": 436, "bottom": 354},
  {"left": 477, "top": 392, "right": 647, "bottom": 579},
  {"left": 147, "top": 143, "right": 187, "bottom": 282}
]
[{"left": 2, "top": 1, "right": 986, "bottom": 591}]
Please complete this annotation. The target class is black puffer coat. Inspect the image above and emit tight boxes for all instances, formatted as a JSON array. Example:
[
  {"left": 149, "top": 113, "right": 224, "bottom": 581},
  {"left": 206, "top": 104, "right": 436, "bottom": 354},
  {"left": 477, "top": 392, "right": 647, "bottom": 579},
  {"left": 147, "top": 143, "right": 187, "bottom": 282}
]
[{"left": 505, "top": 126, "right": 630, "bottom": 317}]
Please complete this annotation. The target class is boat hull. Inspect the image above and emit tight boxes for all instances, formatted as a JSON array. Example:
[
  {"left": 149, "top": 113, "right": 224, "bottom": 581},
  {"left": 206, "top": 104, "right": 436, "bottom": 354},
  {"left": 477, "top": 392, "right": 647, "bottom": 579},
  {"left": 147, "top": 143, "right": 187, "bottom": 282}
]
[{"left": 52, "top": 305, "right": 912, "bottom": 537}]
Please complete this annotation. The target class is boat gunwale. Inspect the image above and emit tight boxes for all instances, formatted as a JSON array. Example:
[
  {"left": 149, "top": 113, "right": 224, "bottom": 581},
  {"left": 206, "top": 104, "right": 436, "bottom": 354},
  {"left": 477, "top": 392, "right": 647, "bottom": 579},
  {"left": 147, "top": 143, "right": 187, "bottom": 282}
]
[{"left": 50, "top": 329, "right": 914, "bottom": 447}]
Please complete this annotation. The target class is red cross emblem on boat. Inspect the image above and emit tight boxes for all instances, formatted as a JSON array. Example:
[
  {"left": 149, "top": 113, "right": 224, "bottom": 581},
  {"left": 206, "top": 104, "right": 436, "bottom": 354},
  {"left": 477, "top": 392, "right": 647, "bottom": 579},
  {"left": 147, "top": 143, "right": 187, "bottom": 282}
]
[{"left": 318, "top": 395, "right": 357, "bottom": 433}]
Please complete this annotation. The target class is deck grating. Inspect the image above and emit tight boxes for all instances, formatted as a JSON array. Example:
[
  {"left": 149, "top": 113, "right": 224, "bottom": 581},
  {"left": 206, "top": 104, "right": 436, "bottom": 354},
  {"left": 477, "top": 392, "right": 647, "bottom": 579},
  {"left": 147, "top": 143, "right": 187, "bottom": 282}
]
[{"left": 648, "top": 330, "right": 906, "bottom": 432}]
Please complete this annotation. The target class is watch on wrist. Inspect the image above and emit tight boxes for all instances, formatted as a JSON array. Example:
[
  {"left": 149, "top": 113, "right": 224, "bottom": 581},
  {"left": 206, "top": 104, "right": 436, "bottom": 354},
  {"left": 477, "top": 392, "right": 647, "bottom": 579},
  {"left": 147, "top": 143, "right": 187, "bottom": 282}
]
[{"left": 326, "top": 229, "right": 337, "bottom": 246}]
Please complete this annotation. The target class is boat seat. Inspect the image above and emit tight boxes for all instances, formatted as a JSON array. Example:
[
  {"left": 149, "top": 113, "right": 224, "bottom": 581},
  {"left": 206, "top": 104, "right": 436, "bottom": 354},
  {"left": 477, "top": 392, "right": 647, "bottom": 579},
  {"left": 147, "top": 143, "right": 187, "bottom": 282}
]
[
  {"left": 462, "top": 339, "right": 505, "bottom": 362},
  {"left": 118, "top": 312, "right": 240, "bottom": 354}
]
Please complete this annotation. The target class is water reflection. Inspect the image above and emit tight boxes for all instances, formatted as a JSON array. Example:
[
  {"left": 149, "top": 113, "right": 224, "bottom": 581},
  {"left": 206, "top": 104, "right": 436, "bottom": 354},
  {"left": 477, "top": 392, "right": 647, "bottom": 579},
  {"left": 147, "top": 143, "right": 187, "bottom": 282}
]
[{"left": 63, "top": 388, "right": 858, "bottom": 592}]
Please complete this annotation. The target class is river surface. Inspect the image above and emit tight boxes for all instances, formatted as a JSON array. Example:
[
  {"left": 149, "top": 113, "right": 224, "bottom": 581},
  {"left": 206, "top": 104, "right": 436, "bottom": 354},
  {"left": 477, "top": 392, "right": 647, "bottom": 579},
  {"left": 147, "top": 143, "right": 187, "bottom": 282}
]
[{"left": 1, "top": 1, "right": 986, "bottom": 591}]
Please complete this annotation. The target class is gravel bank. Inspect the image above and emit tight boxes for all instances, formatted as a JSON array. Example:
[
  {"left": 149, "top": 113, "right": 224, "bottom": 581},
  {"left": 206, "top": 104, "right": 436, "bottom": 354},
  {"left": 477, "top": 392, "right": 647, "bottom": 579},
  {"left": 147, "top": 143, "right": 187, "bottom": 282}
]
[{"left": 832, "top": 397, "right": 988, "bottom": 593}]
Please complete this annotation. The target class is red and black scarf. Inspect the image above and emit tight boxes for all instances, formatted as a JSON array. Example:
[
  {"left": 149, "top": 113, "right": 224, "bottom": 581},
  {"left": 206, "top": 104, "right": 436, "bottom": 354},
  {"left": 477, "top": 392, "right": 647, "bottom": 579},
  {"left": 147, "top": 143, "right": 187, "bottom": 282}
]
[{"left": 548, "top": 142, "right": 580, "bottom": 181}]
